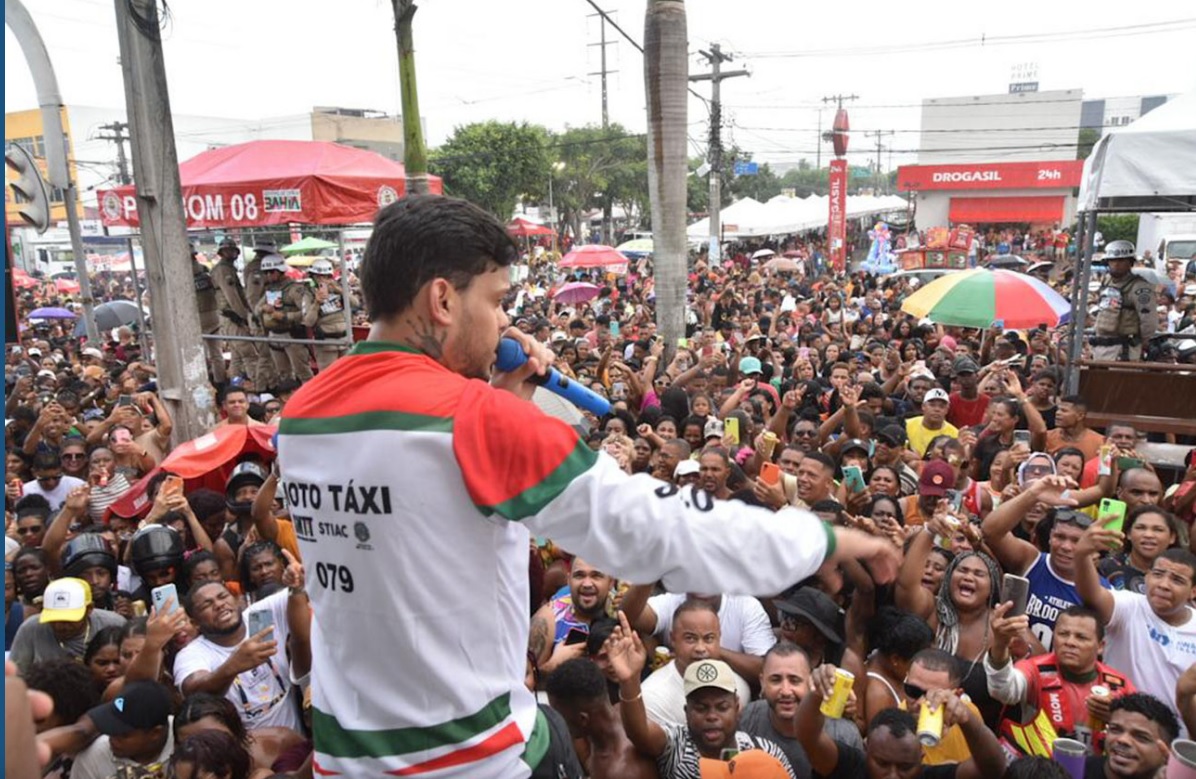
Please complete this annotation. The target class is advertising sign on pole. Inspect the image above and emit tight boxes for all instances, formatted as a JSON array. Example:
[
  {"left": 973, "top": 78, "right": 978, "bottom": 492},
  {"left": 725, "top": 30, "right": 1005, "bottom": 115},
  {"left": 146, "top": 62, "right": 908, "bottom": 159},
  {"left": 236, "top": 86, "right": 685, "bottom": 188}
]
[{"left": 828, "top": 158, "right": 848, "bottom": 272}]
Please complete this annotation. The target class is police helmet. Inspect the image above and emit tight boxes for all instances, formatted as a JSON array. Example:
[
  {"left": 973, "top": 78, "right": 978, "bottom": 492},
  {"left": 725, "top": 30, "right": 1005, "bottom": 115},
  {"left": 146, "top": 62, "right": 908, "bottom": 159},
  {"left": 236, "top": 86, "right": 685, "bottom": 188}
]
[
  {"left": 225, "top": 461, "right": 268, "bottom": 515},
  {"left": 260, "top": 254, "right": 288, "bottom": 273},
  {"left": 129, "top": 525, "right": 185, "bottom": 577},
  {"left": 218, "top": 237, "right": 239, "bottom": 251},
  {"left": 309, "top": 259, "right": 335, "bottom": 276},
  {"left": 1104, "top": 240, "right": 1137, "bottom": 261},
  {"left": 61, "top": 533, "right": 118, "bottom": 580}
]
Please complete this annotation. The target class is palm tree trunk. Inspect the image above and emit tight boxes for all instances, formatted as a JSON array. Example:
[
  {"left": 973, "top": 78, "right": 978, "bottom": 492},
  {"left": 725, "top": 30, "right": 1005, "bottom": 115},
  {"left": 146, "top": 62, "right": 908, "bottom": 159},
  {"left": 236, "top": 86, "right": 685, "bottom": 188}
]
[{"left": 644, "top": 0, "right": 688, "bottom": 361}]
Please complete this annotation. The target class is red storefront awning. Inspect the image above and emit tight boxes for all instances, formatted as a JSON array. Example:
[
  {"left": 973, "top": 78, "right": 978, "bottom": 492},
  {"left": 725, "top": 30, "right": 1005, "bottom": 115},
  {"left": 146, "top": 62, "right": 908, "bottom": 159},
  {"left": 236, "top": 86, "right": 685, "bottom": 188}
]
[{"left": 948, "top": 195, "right": 1064, "bottom": 224}]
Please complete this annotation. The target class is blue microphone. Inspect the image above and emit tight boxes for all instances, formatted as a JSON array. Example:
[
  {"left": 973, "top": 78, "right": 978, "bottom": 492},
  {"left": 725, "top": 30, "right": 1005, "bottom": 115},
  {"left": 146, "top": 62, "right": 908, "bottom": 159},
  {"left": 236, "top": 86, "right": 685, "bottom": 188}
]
[{"left": 495, "top": 338, "right": 611, "bottom": 417}]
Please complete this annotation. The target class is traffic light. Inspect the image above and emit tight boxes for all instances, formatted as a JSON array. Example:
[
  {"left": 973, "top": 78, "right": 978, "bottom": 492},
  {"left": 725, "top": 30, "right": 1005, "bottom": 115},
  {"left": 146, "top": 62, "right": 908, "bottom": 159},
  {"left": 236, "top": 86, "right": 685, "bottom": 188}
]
[{"left": 5, "top": 142, "right": 51, "bottom": 233}]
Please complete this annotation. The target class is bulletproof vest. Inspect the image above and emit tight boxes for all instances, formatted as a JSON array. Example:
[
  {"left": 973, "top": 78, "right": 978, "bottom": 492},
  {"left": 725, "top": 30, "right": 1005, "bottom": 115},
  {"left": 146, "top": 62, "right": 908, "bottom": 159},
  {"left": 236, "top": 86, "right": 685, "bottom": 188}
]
[
  {"left": 261, "top": 280, "right": 302, "bottom": 331},
  {"left": 315, "top": 284, "right": 347, "bottom": 331},
  {"left": 244, "top": 258, "right": 266, "bottom": 306},
  {"left": 193, "top": 264, "right": 218, "bottom": 313},
  {"left": 1094, "top": 275, "right": 1149, "bottom": 337}
]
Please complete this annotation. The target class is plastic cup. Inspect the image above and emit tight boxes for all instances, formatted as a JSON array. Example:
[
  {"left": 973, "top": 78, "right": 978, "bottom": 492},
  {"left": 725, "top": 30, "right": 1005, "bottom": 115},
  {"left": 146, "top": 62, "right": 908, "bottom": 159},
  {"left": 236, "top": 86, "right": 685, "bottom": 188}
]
[
  {"left": 1168, "top": 739, "right": 1196, "bottom": 779},
  {"left": 1052, "top": 737, "right": 1087, "bottom": 779}
]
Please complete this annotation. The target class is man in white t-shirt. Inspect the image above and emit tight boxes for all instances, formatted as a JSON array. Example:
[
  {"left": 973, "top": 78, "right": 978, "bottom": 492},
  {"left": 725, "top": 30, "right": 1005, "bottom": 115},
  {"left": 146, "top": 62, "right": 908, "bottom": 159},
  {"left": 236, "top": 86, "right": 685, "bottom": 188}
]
[
  {"left": 20, "top": 451, "right": 86, "bottom": 514},
  {"left": 640, "top": 598, "right": 752, "bottom": 726},
  {"left": 174, "top": 581, "right": 308, "bottom": 733},
  {"left": 1075, "top": 527, "right": 1196, "bottom": 735},
  {"left": 626, "top": 589, "right": 775, "bottom": 684}
]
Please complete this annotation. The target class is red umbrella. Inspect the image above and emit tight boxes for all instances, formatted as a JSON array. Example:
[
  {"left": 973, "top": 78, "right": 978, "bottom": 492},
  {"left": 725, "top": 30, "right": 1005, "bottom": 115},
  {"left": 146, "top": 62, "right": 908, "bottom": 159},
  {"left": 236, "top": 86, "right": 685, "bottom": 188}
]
[
  {"left": 108, "top": 424, "right": 277, "bottom": 519},
  {"left": 55, "top": 278, "right": 81, "bottom": 294},
  {"left": 12, "top": 269, "right": 38, "bottom": 289},
  {"left": 508, "top": 217, "right": 554, "bottom": 238},
  {"left": 285, "top": 268, "right": 306, "bottom": 281},
  {"left": 559, "top": 244, "right": 629, "bottom": 269}
]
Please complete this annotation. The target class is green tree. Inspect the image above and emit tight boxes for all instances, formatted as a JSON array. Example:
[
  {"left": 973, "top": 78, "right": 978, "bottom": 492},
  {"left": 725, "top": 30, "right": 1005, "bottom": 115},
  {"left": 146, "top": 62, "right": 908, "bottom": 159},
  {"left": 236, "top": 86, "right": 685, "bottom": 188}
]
[
  {"left": 1077, "top": 127, "right": 1100, "bottom": 160},
  {"left": 779, "top": 161, "right": 828, "bottom": 197},
  {"left": 729, "top": 161, "right": 783, "bottom": 201},
  {"left": 552, "top": 124, "right": 643, "bottom": 241},
  {"left": 1097, "top": 214, "right": 1140, "bottom": 244},
  {"left": 430, "top": 121, "right": 551, "bottom": 219}
]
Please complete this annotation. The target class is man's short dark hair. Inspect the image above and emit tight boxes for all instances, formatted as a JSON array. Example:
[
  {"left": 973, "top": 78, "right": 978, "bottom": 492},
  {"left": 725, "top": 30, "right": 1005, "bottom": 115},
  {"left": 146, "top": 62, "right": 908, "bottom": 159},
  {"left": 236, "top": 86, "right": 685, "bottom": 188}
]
[
  {"left": 220, "top": 386, "right": 247, "bottom": 404},
  {"left": 545, "top": 657, "right": 607, "bottom": 706},
  {"left": 1105, "top": 420, "right": 1137, "bottom": 436},
  {"left": 911, "top": 648, "right": 961, "bottom": 685},
  {"left": 1059, "top": 395, "right": 1087, "bottom": 412},
  {"left": 31, "top": 450, "right": 62, "bottom": 472},
  {"left": 762, "top": 640, "right": 810, "bottom": 667},
  {"left": 674, "top": 597, "right": 719, "bottom": 623},
  {"left": 585, "top": 618, "right": 618, "bottom": 658},
  {"left": 1003, "top": 756, "right": 1070, "bottom": 779},
  {"left": 1158, "top": 548, "right": 1196, "bottom": 584},
  {"left": 360, "top": 195, "right": 518, "bottom": 320},
  {"left": 1056, "top": 605, "right": 1105, "bottom": 641},
  {"left": 802, "top": 451, "right": 836, "bottom": 474},
  {"left": 23, "top": 659, "right": 100, "bottom": 727},
  {"left": 1109, "top": 692, "right": 1180, "bottom": 744},
  {"left": 187, "top": 488, "right": 227, "bottom": 523},
  {"left": 867, "top": 707, "right": 918, "bottom": 737}
]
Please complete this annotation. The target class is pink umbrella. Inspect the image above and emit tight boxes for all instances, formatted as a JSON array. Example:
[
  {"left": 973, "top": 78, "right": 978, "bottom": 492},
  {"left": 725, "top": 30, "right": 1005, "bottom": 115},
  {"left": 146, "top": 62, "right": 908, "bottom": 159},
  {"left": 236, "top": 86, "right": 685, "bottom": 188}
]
[
  {"left": 551, "top": 282, "right": 601, "bottom": 305},
  {"left": 559, "top": 244, "right": 629, "bottom": 269},
  {"left": 55, "top": 278, "right": 81, "bottom": 294}
]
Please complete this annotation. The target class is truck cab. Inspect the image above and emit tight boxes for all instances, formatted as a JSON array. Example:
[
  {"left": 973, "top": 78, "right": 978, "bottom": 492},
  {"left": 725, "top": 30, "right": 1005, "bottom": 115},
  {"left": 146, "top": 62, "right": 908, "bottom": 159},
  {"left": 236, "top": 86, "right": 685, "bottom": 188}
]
[{"left": 1157, "top": 233, "right": 1196, "bottom": 277}]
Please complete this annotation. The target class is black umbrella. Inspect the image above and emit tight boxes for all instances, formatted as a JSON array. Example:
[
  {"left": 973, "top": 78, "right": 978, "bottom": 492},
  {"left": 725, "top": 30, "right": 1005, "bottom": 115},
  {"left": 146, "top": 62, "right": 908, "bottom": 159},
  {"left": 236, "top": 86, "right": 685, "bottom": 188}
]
[
  {"left": 74, "top": 300, "right": 143, "bottom": 336},
  {"left": 985, "top": 254, "right": 1029, "bottom": 269}
]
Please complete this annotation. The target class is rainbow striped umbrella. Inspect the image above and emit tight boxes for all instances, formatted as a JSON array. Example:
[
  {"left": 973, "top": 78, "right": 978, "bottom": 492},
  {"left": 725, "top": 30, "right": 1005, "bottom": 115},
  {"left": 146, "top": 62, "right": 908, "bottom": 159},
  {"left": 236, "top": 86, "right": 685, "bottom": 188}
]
[{"left": 901, "top": 269, "right": 1071, "bottom": 329}]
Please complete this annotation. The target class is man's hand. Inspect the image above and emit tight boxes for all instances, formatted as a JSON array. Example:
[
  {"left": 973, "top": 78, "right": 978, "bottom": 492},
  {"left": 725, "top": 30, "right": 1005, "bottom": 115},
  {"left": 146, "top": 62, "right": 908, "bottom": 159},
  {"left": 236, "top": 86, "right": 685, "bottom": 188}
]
[
  {"left": 604, "top": 612, "right": 647, "bottom": 683},
  {"left": 281, "top": 549, "right": 305, "bottom": 592},
  {"left": 1085, "top": 692, "right": 1114, "bottom": 725},
  {"left": 63, "top": 485, "right": 91, "bottom": 516},
  {"left": 838, "top": 384, "right": 862, "bottom": 408},
  {"left": 928, "top": 688, "right": 970, "bottom": 729},
  {"left": 229, "top": 627, "right": 278, "bottom": 674},
  {"left": 1026, "top": 474, "right": 1078, "bottom": 507},
  {"left": 491, "top": 326, "right": 554, "bottom": 402},
  {"left": 752, "top": 477, "right": 788, "bottom": 510},
  {"left": 146, "top": 600, "right": 190, "bottom": 648},
  {"left": 1077, "top": 513, "right": 1125, "bottom": 559},
  {"left": 808, "top": 663, "right": 839, "bottom": 702},
  {"left": 831, "top": 527, "right": 901, "bottom": 584}
]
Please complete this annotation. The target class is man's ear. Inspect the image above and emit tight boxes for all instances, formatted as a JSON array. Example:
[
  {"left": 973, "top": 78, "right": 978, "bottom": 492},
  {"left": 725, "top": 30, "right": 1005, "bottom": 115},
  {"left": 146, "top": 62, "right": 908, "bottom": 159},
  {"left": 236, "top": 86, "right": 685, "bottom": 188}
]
[{"left": 423, "top": 279, "right": 456, "bottom": 328}]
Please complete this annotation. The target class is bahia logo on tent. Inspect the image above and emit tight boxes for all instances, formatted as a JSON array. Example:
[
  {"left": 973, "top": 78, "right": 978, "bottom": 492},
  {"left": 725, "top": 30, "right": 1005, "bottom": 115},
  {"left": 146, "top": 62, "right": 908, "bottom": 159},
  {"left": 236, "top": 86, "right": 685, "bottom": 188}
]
[
  {"left": 263, "top": 189, "right": 303, "bottom": 213},
  {"left": 932, "top": 170, "right": 1002, "bottom": 184}
]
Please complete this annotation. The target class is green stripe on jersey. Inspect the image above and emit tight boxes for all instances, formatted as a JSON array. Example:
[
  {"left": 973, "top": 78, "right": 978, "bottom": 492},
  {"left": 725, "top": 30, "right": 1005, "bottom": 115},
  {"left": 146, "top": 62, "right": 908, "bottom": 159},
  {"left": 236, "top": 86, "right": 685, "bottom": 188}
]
[
  {"left": 311, "top": 693, "right": 511, "bottom": 759},
  {"left": 486, "top": 438, "right": 598, "bottom": 521},
  {"left": 278, "top": 410, "right": 453, "bottom": 436}
]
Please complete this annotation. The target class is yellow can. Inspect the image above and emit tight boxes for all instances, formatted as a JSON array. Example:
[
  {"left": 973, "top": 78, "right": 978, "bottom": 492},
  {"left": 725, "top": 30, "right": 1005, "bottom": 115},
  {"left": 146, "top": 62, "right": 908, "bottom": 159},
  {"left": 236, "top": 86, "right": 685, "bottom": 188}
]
[
  {"left": 917, "top": 702, "right": 944, "bottom": 747},
  {"left": 819, "top": 668, "right": 854, "bottom": 718}
]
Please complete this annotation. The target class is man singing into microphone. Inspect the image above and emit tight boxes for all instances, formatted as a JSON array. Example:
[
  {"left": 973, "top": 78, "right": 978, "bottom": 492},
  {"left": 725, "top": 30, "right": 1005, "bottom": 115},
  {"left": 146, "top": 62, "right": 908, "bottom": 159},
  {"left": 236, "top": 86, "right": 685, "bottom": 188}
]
[{"left": 276, "top": 194, "right": 899, "bottom": 779}]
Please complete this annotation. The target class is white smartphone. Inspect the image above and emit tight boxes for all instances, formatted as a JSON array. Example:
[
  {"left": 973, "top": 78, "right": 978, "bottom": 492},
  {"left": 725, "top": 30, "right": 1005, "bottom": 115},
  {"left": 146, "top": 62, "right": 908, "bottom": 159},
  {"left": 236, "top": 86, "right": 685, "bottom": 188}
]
[
  {"left": 150, "top": 583, "right": 179, "bottom": 615},
  {"left": 247, "top": 608, "right": 275, "bottom": 637}
]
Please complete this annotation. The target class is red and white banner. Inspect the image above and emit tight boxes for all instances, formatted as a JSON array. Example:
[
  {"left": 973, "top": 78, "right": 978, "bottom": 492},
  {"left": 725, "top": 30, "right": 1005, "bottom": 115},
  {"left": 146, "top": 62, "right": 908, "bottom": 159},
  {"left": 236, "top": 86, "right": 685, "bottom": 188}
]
[
  {"left": 828, "top": 159, "right": 848, "bottom": 272},
  {"left": 897, "top": 160, "right": 1083, "bottom": 192}
]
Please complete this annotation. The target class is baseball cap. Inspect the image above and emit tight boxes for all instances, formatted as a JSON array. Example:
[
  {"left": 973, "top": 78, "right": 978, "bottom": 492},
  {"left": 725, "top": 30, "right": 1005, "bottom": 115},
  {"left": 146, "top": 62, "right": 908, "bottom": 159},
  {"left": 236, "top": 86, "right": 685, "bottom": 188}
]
[
  {"left": 924, "top": 388, "right": 950, "bottom": 404},
  {"left": 738, "top": 356, "right": 763, "bottom": 375},
  {"left": 875, "top": 425, "right": 907, "bottom": 447},
  {"left": 840, "top": 438, "right": 872, "bottom": 457},
  {"left": 675, "top": 460, "right": 700, "bottom": 478},
  {"left": 775, "top": 587, "right": 843, "bottom": 643},
  {"left": 39, "top": 577, "right": 92, "bottom": 623},
  {"left": 953, "top": 356, "right": 979, "bottom": 375},
  {"left": 86, "top": 681, "right": 172, "bottom": 736},
  {"left": 683, "top": 659, "right": 738, "bottom": 697},
  {"left": 919, "top": 460, "right": 956, "bottom": 498},
  {"left": 28, "top": 347, "right": 42, "bottom": 357},
  {"left": 82, "top": 347, "right": 104, "bottom": 360},
  {"left": 704, "top": 417, "right": 724, "bottom": 440}
]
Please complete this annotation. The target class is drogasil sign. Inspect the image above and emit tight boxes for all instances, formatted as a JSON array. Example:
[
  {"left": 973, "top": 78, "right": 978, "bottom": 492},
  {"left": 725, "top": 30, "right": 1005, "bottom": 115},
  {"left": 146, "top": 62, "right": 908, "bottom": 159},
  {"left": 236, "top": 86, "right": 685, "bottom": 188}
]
[{"left": 898, "top": 160, "right": 1083, "bottom": 191}]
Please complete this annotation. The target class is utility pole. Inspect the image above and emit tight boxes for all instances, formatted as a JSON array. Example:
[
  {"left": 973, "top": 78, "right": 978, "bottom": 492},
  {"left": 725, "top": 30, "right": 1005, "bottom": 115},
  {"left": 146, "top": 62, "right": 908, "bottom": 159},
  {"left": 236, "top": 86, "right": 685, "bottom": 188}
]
[
  {"left": 820, "top": 94, "right": 858, "bottom": 171},
  {"left": 114, "top": 0, "right": 217, "bottom": 440},
  {"left": 95, "top": 119, "right": 150, "bottom": 354},
  {"left": 587, "top": 10, "right": 617, "bottom": 129},
  {"left": 588, "top": 8, "right": 617, "bottom": 243},
  {"left": 690, "top": 43, "right": 747, "bottom": 262},
  {"left": 865, "top": 129, "right": 894, "bottom": 194},
  {"left": 391, "top": 0, "right": 429, "bottom": 195},
  {"left": 95, "top": 121, "right": 131, "bottom": 184}
]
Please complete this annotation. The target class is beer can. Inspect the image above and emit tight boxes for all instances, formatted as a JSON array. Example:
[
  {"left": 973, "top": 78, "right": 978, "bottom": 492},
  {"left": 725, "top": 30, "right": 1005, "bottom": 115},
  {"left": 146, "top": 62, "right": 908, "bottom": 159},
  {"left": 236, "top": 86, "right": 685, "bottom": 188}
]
[
  {"left": 131, "top": 600, "right": 147, "bottom": 618},
  {"left": 760, "top": 432, "right": 779, "bottom": 460},
  {"left": 651, "top": 646, "right": 673, "bottom": 671},
  {"left": 917, "top": 701, "right": 944, "bottom": 747},
  {"left": 1088, "top": 685, "right": 1110, "bottom": 732},
  {"left": 819, "top": 668, "right": 854, "bottom": 718}
]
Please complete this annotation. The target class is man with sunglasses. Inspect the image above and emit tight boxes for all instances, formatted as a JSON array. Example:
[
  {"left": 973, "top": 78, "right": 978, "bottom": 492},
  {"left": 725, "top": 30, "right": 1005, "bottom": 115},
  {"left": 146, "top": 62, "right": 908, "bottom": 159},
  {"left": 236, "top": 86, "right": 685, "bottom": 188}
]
[
  {"left": 12, "top": 495, "right": 51, "bottom": 547},
  {"left": 19, "top": 450, "right": 86, "bottom": 514}
]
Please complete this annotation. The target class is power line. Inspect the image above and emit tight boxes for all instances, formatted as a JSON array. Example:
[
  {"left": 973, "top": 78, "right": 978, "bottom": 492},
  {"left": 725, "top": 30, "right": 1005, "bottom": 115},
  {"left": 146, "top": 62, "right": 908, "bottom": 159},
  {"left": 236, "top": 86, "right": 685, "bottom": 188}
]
[
  {"left": 743, "top": 17, "right": 1196, "bottom": 58},
  {"left": 724, "top": 96, "right": 1096, "bottom": 110}
]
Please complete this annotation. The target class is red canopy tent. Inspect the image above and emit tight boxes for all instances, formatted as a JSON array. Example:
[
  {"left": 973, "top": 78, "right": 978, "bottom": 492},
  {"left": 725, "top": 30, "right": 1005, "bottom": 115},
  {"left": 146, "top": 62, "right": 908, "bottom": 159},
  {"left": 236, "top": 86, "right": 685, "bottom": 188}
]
[
  {"left": 508, "top": 217, "right": 554, "bottom": 237},
  {"left": 96, "top": 140, "right": 443, "bottom": 229}
]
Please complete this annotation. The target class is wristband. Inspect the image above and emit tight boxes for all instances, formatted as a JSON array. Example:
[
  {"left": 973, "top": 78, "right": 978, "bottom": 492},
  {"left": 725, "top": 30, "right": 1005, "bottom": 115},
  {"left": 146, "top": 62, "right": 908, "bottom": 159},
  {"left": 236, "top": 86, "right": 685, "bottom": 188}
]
[{"left": 618, "top": 691, "right": 642, "bottom": 703}]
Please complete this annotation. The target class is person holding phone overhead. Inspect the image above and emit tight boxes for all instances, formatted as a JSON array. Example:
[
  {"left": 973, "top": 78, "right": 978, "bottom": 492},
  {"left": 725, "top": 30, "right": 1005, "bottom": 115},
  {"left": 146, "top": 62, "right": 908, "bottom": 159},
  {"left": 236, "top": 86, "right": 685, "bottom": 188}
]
[{"left": 276, "top": 195, "right": 900, "bottom": 779}]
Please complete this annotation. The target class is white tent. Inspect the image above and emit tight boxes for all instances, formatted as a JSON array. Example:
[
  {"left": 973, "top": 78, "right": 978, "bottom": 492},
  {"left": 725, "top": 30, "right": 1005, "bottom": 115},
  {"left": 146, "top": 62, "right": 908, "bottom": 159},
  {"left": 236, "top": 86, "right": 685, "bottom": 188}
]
[
  {"left": 687, "top": 193, "right": 909, "bottom": 238},
  {"left": 1078, "top": 90, "right": 1196, "bottom": 212}
]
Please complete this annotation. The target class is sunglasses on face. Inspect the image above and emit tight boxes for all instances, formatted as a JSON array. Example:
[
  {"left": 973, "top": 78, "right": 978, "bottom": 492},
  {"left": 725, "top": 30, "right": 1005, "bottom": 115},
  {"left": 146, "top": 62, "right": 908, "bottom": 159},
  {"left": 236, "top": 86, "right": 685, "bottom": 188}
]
[
  {"left": 903, "top": 681, "right": 928, "bottom": 700},
  {"left": 62, "top": 453, "right": 87, "bottom": 461},
  {"left": 16, "top": 525, "right": 44, "bottom": 535},
  {"left": 36, "top": 474, "right": 62, "bottom": 483},
  {"left": 794, "top": 429, "right": 817, "bottom": 438}
]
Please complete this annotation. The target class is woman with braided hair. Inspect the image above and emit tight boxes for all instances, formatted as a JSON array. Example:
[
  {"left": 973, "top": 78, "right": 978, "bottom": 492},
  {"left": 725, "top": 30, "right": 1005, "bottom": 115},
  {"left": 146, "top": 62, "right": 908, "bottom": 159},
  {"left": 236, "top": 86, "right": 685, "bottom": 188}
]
[{"left": 897, "top": 503, "right": 1006, "bottom": 728}]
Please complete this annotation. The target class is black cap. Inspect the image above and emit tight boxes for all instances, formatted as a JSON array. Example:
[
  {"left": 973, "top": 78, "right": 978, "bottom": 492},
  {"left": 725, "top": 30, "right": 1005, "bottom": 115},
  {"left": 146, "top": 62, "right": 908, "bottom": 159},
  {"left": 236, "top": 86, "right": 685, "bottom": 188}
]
[
  {"left": 952, "top": 356, "right": 980, "bottom": 375},
  {"left": 86, "top": 681, "right": 171, "bottom": 736},
  {"left": 875, "top": 425, "right": 907, "bottom": 447},
  {"left": 839, "top": 438, "right": 872, "bottom": 457},
  {"left": 774, "top": 587, "right": 843, "bottom": 644}
]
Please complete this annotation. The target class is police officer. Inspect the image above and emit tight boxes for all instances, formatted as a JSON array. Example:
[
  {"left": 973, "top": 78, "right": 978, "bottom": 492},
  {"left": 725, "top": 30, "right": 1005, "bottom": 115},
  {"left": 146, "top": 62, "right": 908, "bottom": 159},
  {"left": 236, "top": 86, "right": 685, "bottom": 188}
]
[
  {"left": 307, "top": 259, "right": 358, "bottom": 371},
  {"left": 209, "top": 238, "right": 259, "bottom": 385},
  {"left": 192, "top": 242, "right": 226, "bottom": 385},
  {"left": 244, "top": 239, "right": 280, "bottom": 391},
  {"left": 257, "top": 254, "right": 315, "bottom": 383},
  {"left": 1092, "top": 240, "right": 1157, "bottom": 361}
]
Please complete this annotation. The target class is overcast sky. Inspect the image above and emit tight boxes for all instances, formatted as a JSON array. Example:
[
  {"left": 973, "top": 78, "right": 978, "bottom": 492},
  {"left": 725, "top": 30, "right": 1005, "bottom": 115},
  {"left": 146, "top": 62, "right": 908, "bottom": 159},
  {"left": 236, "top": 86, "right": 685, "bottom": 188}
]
[{"left": 6, "top": 0, "right": 1195, "bottom": 174}]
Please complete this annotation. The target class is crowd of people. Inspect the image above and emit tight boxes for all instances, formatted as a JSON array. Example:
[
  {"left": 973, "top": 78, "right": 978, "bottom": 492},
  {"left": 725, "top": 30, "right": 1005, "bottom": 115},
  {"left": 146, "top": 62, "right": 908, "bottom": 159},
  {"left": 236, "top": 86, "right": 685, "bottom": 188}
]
[{"left": 5, "top": 195, "right": 1196, "bottom": 779}]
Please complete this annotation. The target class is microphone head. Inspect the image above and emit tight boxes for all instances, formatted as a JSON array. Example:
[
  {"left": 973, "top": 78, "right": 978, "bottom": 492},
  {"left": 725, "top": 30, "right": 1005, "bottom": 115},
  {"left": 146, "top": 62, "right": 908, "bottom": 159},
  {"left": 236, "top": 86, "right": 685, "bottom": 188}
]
[{"left": 495, "top": 338, "right": 527, "bottom": 373}]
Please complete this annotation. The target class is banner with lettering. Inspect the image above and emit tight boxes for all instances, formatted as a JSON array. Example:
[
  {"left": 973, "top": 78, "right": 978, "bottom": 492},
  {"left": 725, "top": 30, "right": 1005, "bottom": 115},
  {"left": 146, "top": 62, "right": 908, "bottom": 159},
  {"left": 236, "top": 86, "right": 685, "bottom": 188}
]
[{"left": 828, "top": 159, "right": 848, "bottom": 272}]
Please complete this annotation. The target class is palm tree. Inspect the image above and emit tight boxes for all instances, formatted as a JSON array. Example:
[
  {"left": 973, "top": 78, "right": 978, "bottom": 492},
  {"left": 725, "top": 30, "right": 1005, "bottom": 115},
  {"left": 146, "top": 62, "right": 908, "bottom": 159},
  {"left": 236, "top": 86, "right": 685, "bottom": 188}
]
[
  {"left": 644, "top": 0, "right": 688, "bottom": 359},
  {"left": 392, "top": 0, "right": 429, "bottom": 195}
]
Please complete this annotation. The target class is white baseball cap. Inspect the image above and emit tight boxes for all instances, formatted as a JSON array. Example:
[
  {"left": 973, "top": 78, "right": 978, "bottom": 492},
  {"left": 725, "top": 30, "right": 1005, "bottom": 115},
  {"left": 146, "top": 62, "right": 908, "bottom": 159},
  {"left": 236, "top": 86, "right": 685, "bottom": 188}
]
[
  {"left": 674, "top": 460, "right": 700, "bottom": 478},
  {"left": 924, "top": 388, "right": 950, "bottom": 404}
]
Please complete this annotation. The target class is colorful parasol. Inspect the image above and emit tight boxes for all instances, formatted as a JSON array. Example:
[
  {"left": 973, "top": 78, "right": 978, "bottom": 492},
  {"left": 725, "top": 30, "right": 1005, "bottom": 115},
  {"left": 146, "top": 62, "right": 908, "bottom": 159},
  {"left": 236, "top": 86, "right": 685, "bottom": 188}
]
[
  {"left": 559, "top": 244, "right": 629, "bottom": 270},
  {"left": 901, "top": 269, "right": 1071, "bottom": 329}
]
